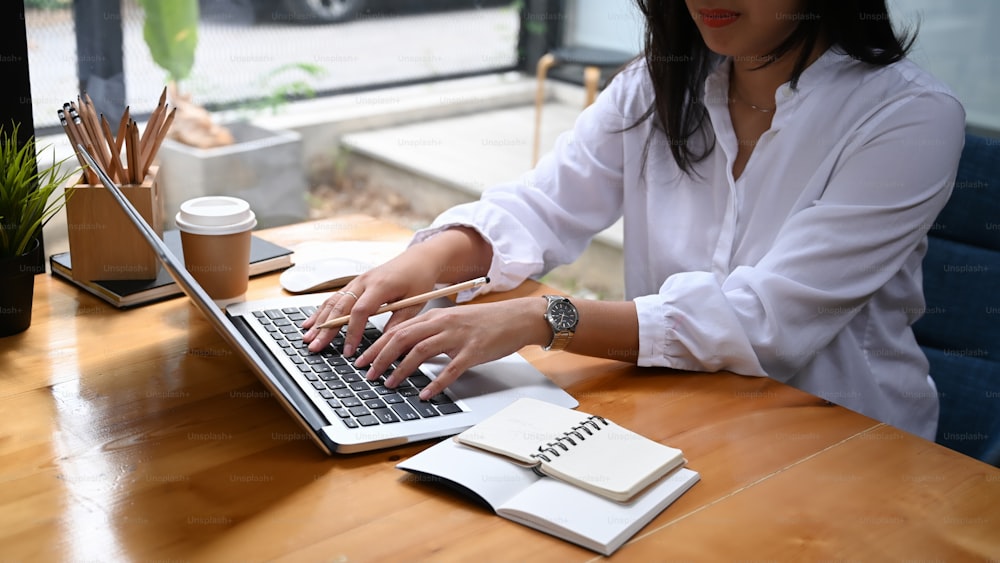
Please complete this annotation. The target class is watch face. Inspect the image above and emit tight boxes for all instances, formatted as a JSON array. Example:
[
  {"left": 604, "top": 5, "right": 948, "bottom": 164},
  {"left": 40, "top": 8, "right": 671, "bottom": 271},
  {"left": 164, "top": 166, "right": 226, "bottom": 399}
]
[{"left": 548, "top": 299, "right": 578, "bottom": 331}]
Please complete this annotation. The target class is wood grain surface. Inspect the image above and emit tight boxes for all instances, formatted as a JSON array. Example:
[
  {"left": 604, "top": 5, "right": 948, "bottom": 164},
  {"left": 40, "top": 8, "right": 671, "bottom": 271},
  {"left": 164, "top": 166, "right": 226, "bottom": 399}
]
[{"left": 2, "top": 216, "right": 997, "bottom": 562}]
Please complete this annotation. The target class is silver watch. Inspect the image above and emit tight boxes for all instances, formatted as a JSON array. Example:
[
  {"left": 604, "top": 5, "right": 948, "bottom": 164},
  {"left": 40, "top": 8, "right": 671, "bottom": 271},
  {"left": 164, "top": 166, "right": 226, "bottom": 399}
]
[{"left": 542, "top": 295, "right": 578, "bottom": 352}]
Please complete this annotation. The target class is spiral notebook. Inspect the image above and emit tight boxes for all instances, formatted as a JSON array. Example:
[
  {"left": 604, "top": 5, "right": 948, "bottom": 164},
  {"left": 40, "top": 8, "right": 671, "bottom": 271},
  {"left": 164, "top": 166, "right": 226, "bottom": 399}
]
[
  {"left": 454, "top": 398, "right": 686, "bottom": 502},
  {"left": 398, "top": 398, "right": 698, "bottom": 555}
]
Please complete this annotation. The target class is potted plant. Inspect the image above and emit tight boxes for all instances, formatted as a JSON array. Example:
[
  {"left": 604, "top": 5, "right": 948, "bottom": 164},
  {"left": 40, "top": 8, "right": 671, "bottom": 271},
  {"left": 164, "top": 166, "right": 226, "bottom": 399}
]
[
  {"left": 0, "top": 123, "right": 77, "bottom": 336},
  {"left": 140, "top": 0, "right": 309, "bottom": 228}
]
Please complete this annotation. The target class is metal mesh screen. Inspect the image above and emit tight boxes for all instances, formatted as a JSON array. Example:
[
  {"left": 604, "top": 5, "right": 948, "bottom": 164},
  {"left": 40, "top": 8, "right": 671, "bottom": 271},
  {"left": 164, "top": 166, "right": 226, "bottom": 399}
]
[{"left": 27, "top": 0, "right": 520, "bottom": 131}]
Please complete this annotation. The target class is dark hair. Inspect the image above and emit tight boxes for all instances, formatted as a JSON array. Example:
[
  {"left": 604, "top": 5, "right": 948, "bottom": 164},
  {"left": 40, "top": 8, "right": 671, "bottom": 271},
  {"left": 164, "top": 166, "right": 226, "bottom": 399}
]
[{"left": 631, "top": 0, "right": 917, "bottom": 174}]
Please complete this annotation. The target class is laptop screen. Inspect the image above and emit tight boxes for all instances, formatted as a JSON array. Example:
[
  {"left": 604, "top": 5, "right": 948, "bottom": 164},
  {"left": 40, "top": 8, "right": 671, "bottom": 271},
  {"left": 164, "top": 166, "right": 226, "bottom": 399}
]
[{"left": 73, "top": 146, "right": 331, "bottom": 448}]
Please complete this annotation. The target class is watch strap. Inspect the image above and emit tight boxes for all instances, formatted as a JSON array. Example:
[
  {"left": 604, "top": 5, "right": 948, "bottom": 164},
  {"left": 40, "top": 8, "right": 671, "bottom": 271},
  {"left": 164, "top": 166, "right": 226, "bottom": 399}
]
[{"left": 545, "top": 329, "right": 574, "bottom": 352}]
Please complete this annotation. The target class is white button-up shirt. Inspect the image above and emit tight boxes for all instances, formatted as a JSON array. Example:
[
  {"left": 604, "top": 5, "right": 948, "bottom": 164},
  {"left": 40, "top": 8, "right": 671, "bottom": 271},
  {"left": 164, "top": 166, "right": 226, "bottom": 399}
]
[{"left": 414, "top": 48, "right": 965, "bottom": 440}]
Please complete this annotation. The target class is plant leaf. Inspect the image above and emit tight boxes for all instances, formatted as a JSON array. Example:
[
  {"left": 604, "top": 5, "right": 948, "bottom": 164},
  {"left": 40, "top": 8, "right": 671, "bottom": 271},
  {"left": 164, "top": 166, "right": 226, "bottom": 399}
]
[
  {"left": 139, "top": 0, "right": 199, "bottom": 83},
  {"left": 0, "top": 123, "right": 78, "bottom": 258}
]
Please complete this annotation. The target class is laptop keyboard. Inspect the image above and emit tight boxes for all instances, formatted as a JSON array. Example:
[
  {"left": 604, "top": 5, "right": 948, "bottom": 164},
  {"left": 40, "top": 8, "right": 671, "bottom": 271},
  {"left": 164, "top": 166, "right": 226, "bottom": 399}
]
[{"left": 251, "top": 306, "right": 463, "bottom": 429}]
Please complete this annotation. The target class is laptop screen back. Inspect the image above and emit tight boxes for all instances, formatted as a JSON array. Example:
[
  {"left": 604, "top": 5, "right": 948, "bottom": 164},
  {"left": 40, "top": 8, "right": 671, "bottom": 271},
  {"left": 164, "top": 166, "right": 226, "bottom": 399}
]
[{"left": 74, "top": 147, "right": 315, "bottom": 431}]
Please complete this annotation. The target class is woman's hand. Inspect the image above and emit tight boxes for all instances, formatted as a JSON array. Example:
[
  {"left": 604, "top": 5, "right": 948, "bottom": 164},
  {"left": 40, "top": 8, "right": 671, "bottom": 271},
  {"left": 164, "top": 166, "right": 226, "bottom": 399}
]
[
  {"left": 301, "top": 226, "right": 493, "bottom": 357},
  {"left": 354, "top": 297, "right": 550, "bottom": 400},
  {"left": 301, "top": 248, "right": 439, "bottom": 356}
]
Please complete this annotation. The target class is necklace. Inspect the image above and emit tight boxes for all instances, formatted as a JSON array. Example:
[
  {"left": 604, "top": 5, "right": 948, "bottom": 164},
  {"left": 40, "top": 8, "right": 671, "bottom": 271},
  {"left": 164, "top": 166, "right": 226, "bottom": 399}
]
[{"left": 729, "top": 83, "right": 776, "bottom": 114}]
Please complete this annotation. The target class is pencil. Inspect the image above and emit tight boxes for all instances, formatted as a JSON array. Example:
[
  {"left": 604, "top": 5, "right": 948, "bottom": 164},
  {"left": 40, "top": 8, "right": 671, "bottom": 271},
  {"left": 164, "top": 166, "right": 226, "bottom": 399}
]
[
  {"left": 114, "top": 106, "right": 129, "bottom": 157},
  {"left": 62, "top": 103, "right": 79, "bottom": 138},
  {"left": 132, "top": 120, "right": 143, "bottom": 184},
  {"left": 58, "top": 109, "right": 81, "bottom": 161},
  {"left": 139, "top": 103, "right": 166, "bottom": 175},
  {"left": 143, "top": 106, "right": 175, "bottom": 178},
  {"left": 79, "top": 94, "right": 111, "bottom": 168},
  {"left": 316, "top": 277, "right": 490, "bottom": 330},
  {"left": 99, "top": 114, "right": 123, "bottom": 183},
  {"left": 63, "top": 104, "right": 86, "bottom": 159},
  {"left": 58, "top": 109, "right": 96, "bottom": 183},
  {"left": 69, "top": 108, "right": 103, "bottom": 184},
  {"left": 125, "top": 120, "right": 138, "bottom": 184}
]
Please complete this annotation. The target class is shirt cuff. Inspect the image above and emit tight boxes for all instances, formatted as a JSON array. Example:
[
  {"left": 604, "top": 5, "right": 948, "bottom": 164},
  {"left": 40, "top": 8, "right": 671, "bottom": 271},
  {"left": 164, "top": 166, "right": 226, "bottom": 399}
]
[
  {"left": 634, "top": 293, "right": 701, "bottom": 371},
  {"left": 633, "top": 272, "right": 767, "bottom": 376}
]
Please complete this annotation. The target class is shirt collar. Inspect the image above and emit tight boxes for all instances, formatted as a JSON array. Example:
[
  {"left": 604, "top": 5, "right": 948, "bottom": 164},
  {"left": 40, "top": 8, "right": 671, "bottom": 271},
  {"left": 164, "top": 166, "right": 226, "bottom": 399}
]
[{"left": 703, "top": 46, "right": 849, "bottom": 124}]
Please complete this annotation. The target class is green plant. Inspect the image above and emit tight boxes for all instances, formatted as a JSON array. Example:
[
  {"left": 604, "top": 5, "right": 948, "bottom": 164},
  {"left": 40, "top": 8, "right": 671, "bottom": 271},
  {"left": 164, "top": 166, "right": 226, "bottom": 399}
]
[
  {"left": 139, "top": 0, "right": 199, "bottom": 84},
  {"left": 139, "top": 0, "right": 240, "bottom": 148},
  {"left": 247, "top": 62, "right": 327, "bottom": 115},
  {"left": 0, "top": 124, "right": 77, "bottom": 259}
]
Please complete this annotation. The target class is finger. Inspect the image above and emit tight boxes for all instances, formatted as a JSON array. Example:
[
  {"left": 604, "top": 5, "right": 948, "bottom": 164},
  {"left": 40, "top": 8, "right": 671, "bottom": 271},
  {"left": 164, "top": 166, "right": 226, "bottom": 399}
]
[
  {"left": 372, "top": 308, "right": 450, "bottom": 374},
  {"left": 354, "top": 320, "right": 393, "bottom": 370},
  {"left": 302, "top": 298, "right": 336, "bottom": 342},
  {"left": 381, "top": 304, "right": 427, "bottom": 334},
  {"left": 384, "top": 330, "right": 448, "bottom": 387},
  {"left": 356, "top": 302, "right": 430, "bottom": 360},
  {"left": 308, "top": 293, "right": 355, "bottom": 352},
  {"left": 342, "top": 289, "right": 378, "bottom": 357},
  {"left": 363, "top": 322, "right": 426, "bottom": 382},
  {"left": 418, "top": 353, "right": 471, "bottom": 400},
  {"left": 302, "top": 296, "right": 334, "bottom": 329},
  {"left": 342, "top": 285, "right": 400, "bottom": 357}
]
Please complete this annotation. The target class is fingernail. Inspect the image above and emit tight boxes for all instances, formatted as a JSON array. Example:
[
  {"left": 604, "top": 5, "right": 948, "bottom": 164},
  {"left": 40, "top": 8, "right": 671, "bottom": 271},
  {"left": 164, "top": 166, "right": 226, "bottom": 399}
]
[
  {"left": 344, "top": 344, "right": 354, "bottom": 357},
  {"left": 418, "top": 389, "right": 431, "bottom": 400}
]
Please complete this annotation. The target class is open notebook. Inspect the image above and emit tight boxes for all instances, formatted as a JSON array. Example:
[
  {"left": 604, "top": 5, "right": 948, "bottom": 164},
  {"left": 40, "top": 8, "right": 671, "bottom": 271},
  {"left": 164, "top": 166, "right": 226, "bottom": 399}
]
[
  {"left": 455, "top": 397, "right": 686, "bottom": 502},
  {"left": 398, "top": 399, "right": 698, "bottom": 555}
]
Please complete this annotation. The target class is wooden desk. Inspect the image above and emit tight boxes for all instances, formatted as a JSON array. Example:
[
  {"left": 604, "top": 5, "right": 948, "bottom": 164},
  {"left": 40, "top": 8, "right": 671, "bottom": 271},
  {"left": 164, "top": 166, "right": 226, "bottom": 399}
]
[{"left": 3, "top": 216, "right": 998, "bottom": 561}]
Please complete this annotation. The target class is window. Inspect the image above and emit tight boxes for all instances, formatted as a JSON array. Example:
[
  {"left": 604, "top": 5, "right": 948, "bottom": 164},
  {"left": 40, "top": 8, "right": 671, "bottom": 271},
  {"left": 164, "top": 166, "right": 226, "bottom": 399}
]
[{"left": 26, "top": 0, "right": 521, "bottom": 132}]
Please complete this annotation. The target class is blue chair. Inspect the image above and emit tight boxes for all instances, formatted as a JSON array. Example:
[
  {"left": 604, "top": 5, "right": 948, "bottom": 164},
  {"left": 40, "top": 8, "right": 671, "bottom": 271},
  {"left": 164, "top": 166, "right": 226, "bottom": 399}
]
[{"left": 913, "top": 131, "right": 1000, "bottom": 466}]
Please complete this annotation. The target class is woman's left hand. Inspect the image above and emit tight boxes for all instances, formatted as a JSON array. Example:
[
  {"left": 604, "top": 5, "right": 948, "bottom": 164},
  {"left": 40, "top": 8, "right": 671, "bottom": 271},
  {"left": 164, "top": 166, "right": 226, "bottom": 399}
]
[{"left": 354, "top": 297, "right": 550, "bottom": 400}]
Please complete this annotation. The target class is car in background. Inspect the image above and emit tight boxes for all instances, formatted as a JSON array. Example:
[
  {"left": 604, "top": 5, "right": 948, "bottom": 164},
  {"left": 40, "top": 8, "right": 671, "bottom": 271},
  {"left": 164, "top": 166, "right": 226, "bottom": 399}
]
[{"left": 254, "top": 0, "right": 515, "bottom": 24}]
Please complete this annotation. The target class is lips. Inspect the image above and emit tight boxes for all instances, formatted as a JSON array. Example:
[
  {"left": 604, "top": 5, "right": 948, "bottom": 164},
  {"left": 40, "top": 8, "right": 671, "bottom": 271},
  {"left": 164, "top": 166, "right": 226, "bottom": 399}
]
[{"left": 698, "top": 8, "right": 740, "bottom": 28}]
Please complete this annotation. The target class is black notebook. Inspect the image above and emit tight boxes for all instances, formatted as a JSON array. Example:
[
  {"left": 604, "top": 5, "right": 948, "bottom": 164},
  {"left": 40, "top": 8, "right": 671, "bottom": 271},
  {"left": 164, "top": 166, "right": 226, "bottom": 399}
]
[{"left": 50, "top": 230, "right": 293, "bottom": 308}]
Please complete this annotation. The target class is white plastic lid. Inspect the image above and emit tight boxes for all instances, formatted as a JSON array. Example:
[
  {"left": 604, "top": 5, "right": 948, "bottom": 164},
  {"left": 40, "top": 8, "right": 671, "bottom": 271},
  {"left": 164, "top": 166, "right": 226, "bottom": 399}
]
[{"left": 175, "top": 196, "right": 257, "bottom": 236}]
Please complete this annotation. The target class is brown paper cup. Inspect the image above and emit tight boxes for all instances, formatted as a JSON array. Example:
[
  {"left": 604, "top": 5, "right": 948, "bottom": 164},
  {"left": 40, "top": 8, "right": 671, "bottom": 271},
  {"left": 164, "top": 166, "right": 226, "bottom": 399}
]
[
  {"left": 179, "top": 230, "right": 252, "bottom": 300},
  {"left": 175, "top": 196, "right": 257, "bottom": 302}
]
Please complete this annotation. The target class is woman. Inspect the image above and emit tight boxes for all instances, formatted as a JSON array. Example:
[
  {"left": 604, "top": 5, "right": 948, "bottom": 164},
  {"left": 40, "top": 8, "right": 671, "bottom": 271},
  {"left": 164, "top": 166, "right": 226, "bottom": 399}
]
[{"left": 303, "top": 0, "right": 965, "bottom": 440}]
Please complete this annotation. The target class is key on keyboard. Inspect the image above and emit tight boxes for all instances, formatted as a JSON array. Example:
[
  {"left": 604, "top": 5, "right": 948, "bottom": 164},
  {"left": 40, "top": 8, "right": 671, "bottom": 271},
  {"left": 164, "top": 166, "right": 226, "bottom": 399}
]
[{"left": 252, "top": 307, "right": 462, "bottom": 429}]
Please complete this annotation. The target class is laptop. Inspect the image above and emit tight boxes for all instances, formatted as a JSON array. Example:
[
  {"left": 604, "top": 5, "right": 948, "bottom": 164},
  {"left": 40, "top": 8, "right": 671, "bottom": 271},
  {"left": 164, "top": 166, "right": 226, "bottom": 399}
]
[{"left": 77, "top": 147, "right": 578, "bottom": 454}]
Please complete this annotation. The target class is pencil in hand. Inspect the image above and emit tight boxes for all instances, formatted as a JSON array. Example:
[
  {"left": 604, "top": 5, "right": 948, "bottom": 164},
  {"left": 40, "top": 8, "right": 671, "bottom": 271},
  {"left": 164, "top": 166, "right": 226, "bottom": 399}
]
[{"left": 316, "top": 276, "right": 490, "bottom": 329}]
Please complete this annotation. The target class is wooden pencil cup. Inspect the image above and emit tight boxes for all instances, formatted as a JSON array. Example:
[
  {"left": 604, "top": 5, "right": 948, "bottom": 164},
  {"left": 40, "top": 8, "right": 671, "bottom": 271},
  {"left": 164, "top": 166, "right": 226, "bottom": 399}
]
[{"left": 64, "top": 166, "right": 163, "bottom": 281}]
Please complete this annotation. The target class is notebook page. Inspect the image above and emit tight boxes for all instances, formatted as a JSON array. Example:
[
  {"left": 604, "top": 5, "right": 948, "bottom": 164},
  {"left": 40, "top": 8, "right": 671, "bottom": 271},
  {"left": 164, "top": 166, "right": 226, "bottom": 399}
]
[
  {"left": 397, "top": 438, "right": 538, "bottom": 510},
  {"left": 541, "top": 420, "right": 685, "bottom": 502},
  {"left": 456, "top": 398, "right": 593, "bottom": 465},
  {"left": 499, "top": 467, "right": 701, "bottom": 556}
]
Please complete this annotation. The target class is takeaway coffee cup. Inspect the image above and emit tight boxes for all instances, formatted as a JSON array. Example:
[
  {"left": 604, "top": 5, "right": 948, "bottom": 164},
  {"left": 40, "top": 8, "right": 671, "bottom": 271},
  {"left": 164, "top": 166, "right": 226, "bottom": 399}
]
[{"left": 175, "top": 196, "right": 257, "bottom": 303}]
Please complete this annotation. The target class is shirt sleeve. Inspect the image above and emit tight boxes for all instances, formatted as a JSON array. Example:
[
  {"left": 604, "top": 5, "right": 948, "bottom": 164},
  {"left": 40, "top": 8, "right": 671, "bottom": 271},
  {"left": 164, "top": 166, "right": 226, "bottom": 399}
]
[
  {"left": 412, "top": 69, "right": 636, "bottom": 302},
  {"left": 635, "top": 91, "right": 966, "bottom": 378}
]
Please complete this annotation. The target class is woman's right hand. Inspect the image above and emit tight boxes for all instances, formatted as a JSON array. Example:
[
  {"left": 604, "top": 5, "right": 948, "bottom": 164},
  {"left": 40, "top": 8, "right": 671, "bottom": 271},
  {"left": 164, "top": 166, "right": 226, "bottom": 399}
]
[
  {"left": 301, "top": 226, "right": 493, "bottom": 357},
  {"left": 301, "top": 247, "right": 440, "bottom": 356}
]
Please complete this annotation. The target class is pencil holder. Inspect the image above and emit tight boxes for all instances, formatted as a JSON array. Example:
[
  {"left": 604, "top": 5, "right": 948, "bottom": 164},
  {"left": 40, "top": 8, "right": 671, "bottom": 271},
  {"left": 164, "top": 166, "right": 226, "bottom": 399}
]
[{"left": 64, "top": 166, "right": 163, "bottom": 281}]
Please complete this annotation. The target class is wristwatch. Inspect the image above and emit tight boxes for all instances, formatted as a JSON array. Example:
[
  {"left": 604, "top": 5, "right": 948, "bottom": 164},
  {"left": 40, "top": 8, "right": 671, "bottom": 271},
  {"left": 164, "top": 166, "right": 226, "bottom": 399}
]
[{"left": 542, "top": 295, "right": 578, "bottom": 352}]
